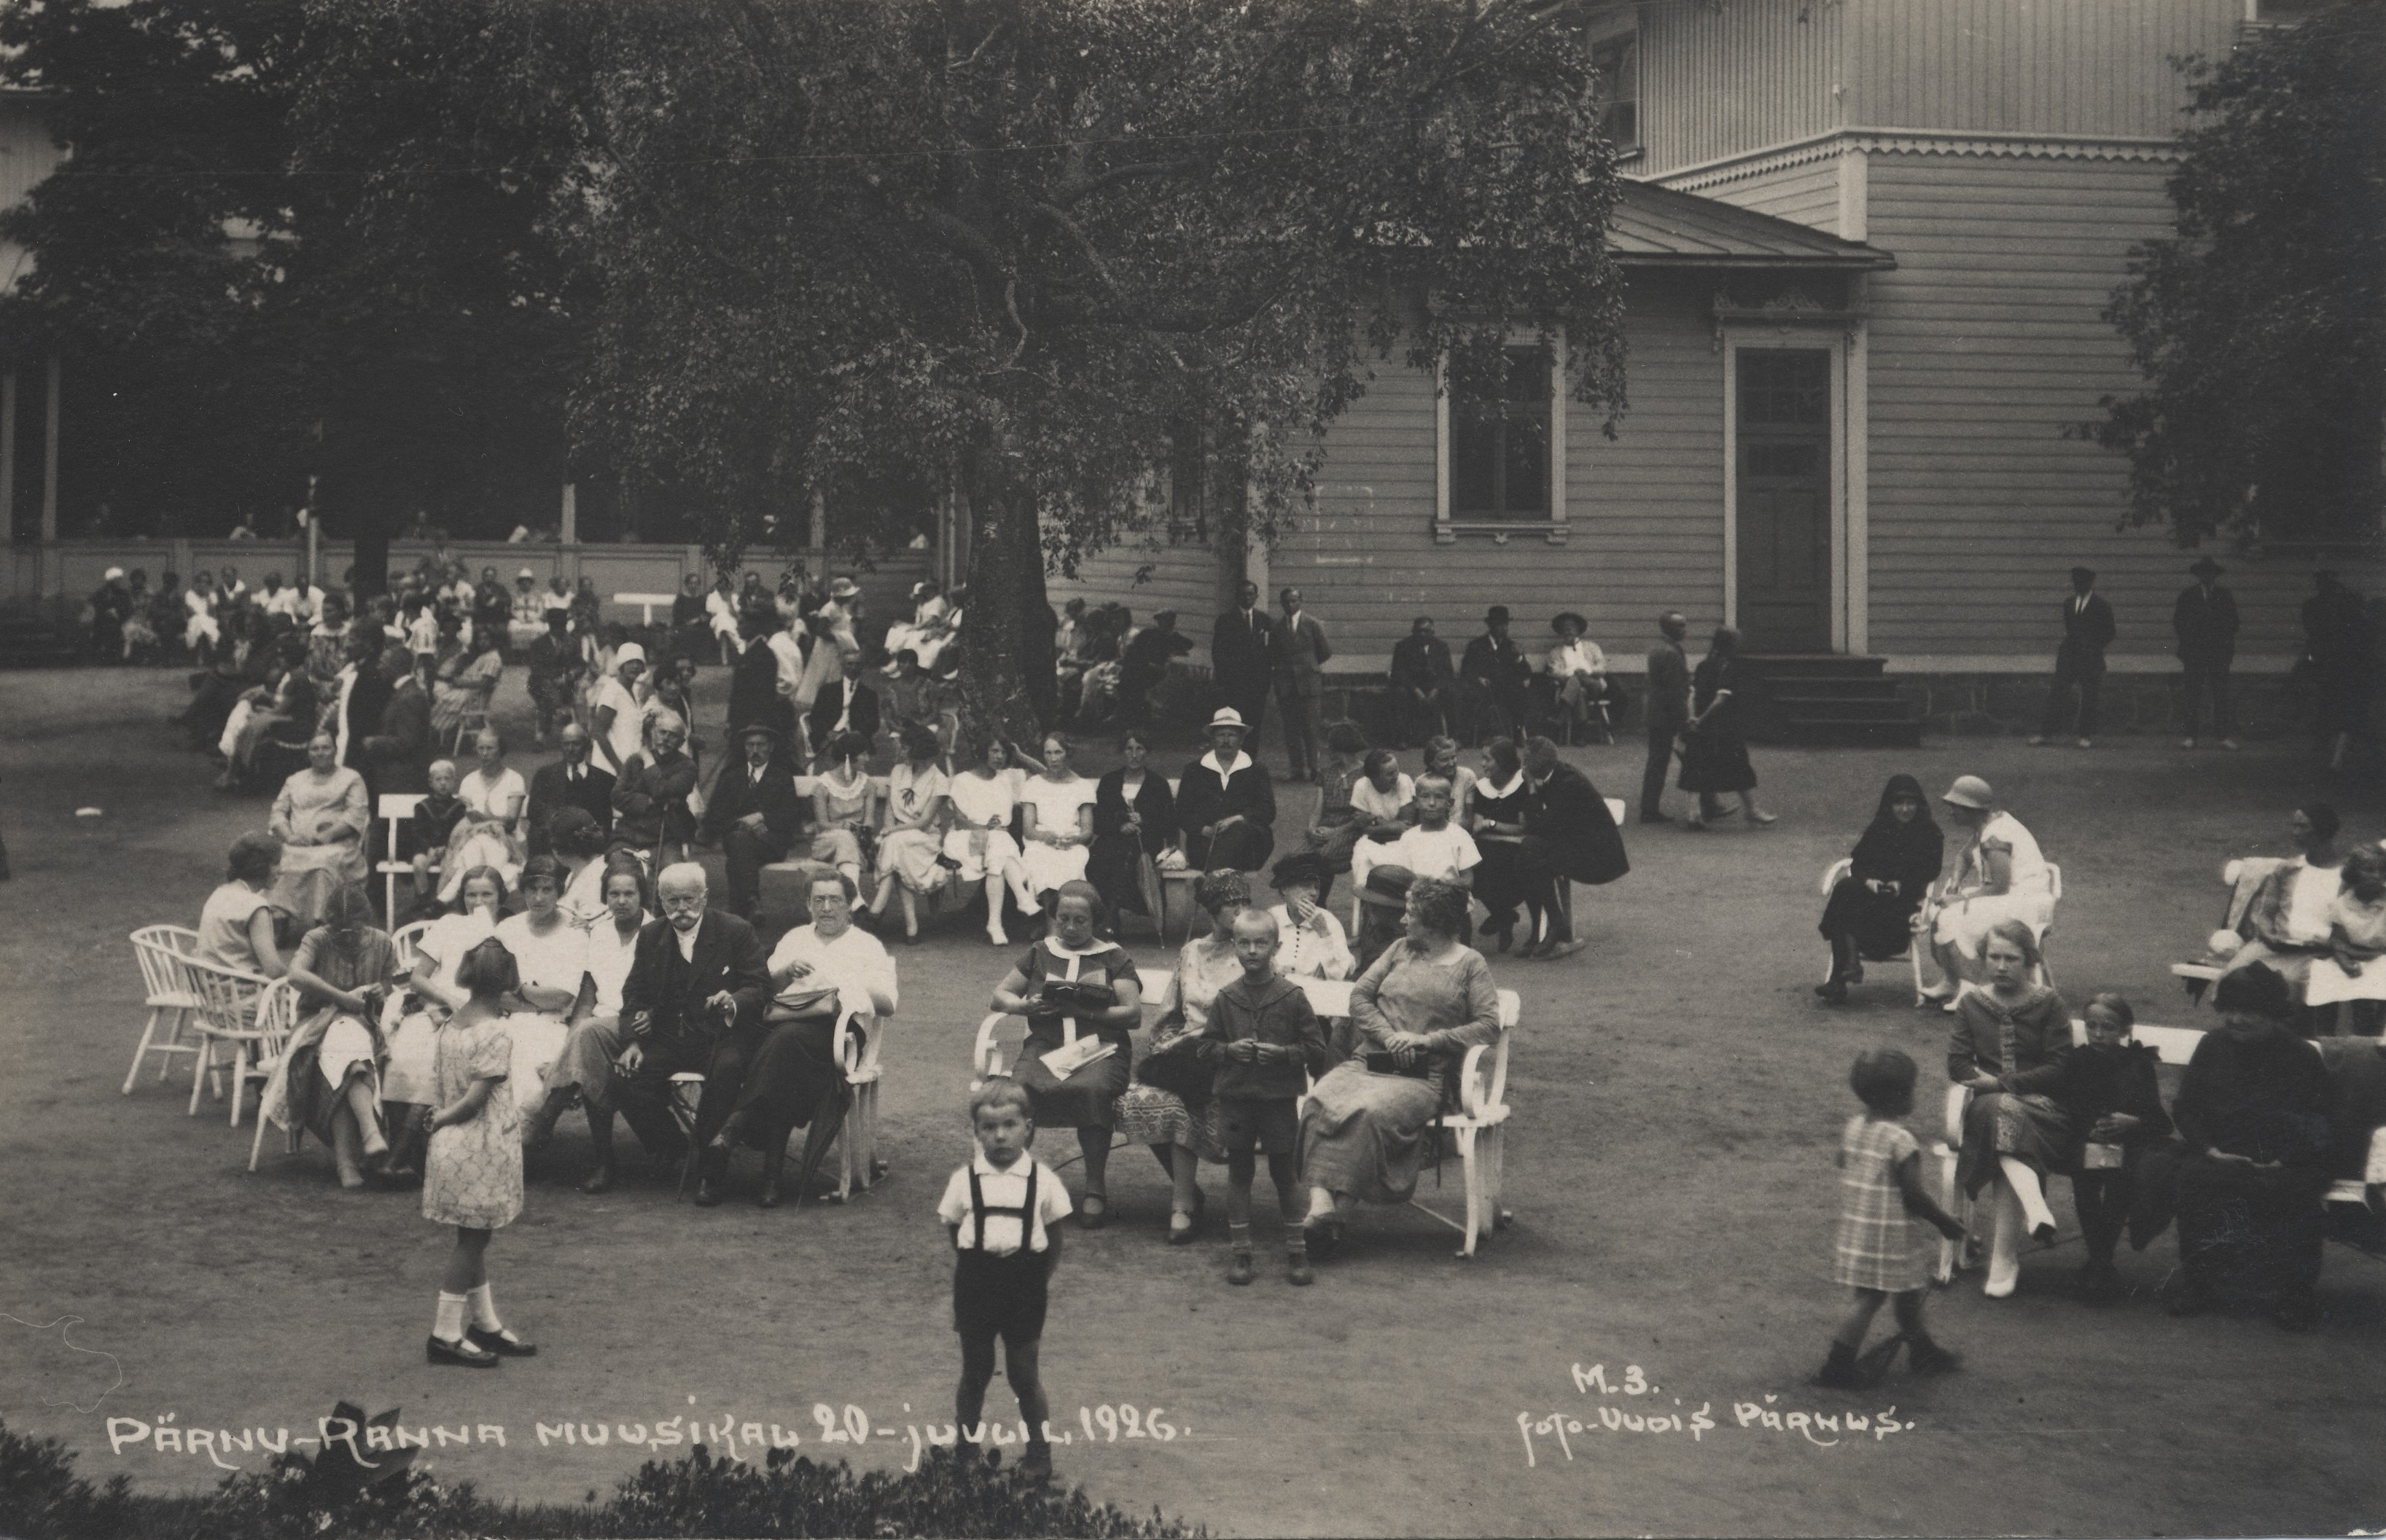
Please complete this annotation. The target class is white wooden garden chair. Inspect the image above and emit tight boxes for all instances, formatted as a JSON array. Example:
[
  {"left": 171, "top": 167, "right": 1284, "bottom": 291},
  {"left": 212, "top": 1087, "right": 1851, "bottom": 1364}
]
[
  {"left": 124, "top": 925, "right": 204, "bottom": 1095},
  {"left": 243, "top": 981, "right": 309, "bottom": 1171},
  {"left": 181, "top": 955, "right": 278, "bottom": 1125},
  {"left": 2168, "top": 857, "right": 2285, "bottom": 1007},
  {"left": 375, "top": 793, "right": 427, "bottom": 922}
]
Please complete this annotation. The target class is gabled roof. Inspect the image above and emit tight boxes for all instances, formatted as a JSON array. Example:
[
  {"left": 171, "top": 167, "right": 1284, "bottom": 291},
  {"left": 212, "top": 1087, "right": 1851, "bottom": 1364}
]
[{"left": 1608, "top": 181, "right": 1895, "bottom": 270}]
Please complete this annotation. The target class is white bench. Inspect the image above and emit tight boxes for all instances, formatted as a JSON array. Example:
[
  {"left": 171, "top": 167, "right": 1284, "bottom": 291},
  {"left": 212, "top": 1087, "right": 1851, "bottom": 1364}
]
[
  {"left": 612, "top": 592, "right": 681, "bottom": 627},
  {"left": 972, "top": 971, "right": 1521, "bottom": 1257},
  {"left": 1932, "top": 1015, "right": 2377, "bottom": 1285},
  {"left": 2169, "top": 857, "right": 2282, "bottom": 1006}
]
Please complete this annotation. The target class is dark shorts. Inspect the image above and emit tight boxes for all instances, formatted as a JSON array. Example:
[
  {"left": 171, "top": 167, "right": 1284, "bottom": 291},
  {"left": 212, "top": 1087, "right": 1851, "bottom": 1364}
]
[
  {"left": 1218, "top": 1096, "right": 1301, "bottom": 1155},
  {"left": 953, "top": 1247, "right": 1048, "bottom": 1349}
]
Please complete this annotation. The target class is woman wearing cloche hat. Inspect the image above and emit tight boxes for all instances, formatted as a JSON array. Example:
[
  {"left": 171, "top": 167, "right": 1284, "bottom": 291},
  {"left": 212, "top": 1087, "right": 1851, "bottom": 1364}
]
[{"left": 1916, "top": 775, "right": 2057, "bottom": 1004}]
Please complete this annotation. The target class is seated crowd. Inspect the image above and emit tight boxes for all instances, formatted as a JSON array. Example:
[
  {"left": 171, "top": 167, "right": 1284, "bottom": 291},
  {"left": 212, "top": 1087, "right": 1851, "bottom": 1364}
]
[{"left": 1806, "top": 770, "right": 2386, "bottom": 1337}]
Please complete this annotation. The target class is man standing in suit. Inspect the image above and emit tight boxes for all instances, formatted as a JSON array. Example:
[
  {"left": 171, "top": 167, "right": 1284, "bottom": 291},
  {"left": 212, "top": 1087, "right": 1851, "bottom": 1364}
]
[
  {"left": 1211, "top": 579, "right": 1276, "bottom": 750},
  {"left": 699, "top": 722, "right": 810, "bottom": 920},
  {"left": 359, "top": 644, "right": 429, "bottom": 798},
  {"left": 1515, "top": 736, "right": 1629, "bottom": 961},
  {"left": 1271, "top": 586, "right": 1333, "bottom": 782},
  {"left": 2030, "top": 566, "right": 2116, "bottom": 748},
  {"left": 1389, "top": 616, "right": 1455, "bottom": 748},
  {"left": 332, "top": 626, "right": 391, "bottom": 781},
  {"left": 607, "top": 864, "right": 773, "bottom": 1204},
  {"left": 2173, "top": 557, "right": 2241, "bottom": 751},
  {"left": 526, "top": 721, "right": 615, "bottom": 853},
  {"left": 806, "top": 668, "right": 881, "bottom": 757},
  {"left": 1640, "top": 611, "right": 1691, "bottom": 824}
]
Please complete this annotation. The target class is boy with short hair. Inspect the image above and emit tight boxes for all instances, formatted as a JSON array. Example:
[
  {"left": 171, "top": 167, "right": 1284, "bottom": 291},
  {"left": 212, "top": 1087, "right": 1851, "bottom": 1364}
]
[
  {"left": 937, "top": 1079, "right": 1072, "bottom": 1478},
  {"left": 1206, "top": 910, "right": 1329, "bottom": 1286}
]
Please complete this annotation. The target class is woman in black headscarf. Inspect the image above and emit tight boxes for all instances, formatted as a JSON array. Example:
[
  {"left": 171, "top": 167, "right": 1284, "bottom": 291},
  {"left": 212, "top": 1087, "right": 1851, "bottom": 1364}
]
[{"left": 1816, "top": 773, "right": 1943, "bottom": 1004}]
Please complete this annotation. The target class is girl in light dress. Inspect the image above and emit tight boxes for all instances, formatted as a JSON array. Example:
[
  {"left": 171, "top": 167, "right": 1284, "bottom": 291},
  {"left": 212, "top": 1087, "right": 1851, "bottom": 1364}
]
[
  {"left": 491, "top": 855, "right": 592, "bottom": 1110},
  {"left": 384, "top": 867, "right": 508, "bottom": 1173},
  {"left": 440, "top": 730, "right": 528, "bottom": 904},
  {"left": 1018, "top": 734, "right": 1099, "bottom": 902},
  {"left": 871, "top": 724, "right": 951, "bottom": 943},
  {"left": 422, "top": 937, "right": 535, "bottom": 1369},
  {"left": 1818, "top": 1048, "right": 1965, "bottom": 1388},
  {"left": 809, "top": 730, "right": 879, "bottom": 895},
  {"left": 943, "top": 735, "right": 1041, "bottom": 945}
]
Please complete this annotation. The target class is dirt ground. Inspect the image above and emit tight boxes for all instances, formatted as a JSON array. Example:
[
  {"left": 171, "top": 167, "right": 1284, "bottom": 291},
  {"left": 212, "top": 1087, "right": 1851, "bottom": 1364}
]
[{"left": 3, "top": 665, "right": 2383, "bottom": 1538}]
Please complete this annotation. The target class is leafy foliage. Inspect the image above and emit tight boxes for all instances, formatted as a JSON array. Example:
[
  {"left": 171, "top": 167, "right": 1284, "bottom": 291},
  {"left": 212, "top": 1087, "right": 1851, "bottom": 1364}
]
[
  {"left": 0, "top": 1417, "right": 1198, "bottom": 1539},
  {"left": 558, "top": 0, "right": 1630, "bottom": 740},
  {"left": 2078, "top": 2, "right": 2385, "bottom": 546}
]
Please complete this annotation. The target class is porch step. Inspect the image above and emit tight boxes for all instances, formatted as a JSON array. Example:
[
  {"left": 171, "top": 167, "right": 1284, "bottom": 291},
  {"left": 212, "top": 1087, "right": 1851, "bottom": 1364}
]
[{"left": 1739, "top": 654, "right": 1923, "bottom": 747}]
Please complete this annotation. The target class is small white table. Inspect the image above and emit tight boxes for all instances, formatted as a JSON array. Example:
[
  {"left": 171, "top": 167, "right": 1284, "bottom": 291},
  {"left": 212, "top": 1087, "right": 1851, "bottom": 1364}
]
[{"left": 613, "top": 593, "right": 680, "bottom": 625}]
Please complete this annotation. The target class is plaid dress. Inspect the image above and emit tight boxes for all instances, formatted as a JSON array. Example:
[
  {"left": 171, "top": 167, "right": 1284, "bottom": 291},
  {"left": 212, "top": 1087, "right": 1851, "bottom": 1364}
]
[{"left": 1832, "top": 1114, "right": 1929, "bottom": 1293}]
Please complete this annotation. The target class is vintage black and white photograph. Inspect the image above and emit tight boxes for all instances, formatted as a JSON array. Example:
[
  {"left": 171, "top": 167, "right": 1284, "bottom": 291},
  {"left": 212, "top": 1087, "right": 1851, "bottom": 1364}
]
[{"left": 1, "top": 0, "right": 2381, "bottom": 1535}]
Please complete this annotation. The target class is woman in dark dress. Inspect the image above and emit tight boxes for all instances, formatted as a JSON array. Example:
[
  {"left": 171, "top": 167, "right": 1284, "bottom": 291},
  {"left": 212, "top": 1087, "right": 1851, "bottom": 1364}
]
[
  {"left": 1677, "top": 626, "right": 1774, "bottom": 830},
  {"left": 1466, "top": 737, "right": 1530, "bottom": 954},
  {"left": 989, "top": 880, "right": 1144, "bottom": 1225},
  {"left": 1817, "top": 773, "right": 1943, "bottom": 1002},
  {"left": 1088, "top": 728, "right": 1177, "bottom": 930}
]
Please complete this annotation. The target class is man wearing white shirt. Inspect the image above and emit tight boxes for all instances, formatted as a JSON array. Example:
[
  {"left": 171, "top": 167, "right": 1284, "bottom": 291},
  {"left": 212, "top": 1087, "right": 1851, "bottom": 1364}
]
[{"left": 1545, "top": 611, "right": 1623, "bottom": 743}]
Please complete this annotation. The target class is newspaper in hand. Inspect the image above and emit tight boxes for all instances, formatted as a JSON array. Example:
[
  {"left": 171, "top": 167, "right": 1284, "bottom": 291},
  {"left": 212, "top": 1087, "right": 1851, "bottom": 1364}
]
[{"left": 1040, "top": 1033, "right": 1116, "bottom": 1079}]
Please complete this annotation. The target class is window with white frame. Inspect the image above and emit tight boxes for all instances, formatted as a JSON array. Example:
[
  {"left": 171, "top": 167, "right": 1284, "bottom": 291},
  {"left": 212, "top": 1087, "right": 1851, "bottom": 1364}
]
[
  {"left": 1592, "top": 35, "right": 1637, "bottom": 151},
  {"left": 1450, "top": 345, "right": 1555, "bottom": 522}
]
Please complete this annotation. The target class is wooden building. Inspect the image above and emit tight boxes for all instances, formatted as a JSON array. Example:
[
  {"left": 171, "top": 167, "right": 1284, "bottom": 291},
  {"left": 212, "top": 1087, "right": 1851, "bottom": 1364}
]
[{"left": 1049, "top": 0, "right": 2379, "bottom": 719}]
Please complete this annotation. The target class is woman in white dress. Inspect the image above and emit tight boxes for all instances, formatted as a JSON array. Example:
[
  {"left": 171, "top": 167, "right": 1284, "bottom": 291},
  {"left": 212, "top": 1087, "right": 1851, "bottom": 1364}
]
[
  {"left": 268, "top": 731, "right": 372, "bottom": 927},
  {"left": 184, "top": 570, "right": 222, "bottom": 659},
  {"left": 383, "top": 866, "right": 508, "bottom": 1164},
  {"left": 440, "top": 728, "right": 529, "bottom": 904},
  {"left": 491, "top": 856, "right": 591, "bottom": 1109},
  {"left": 1922, "top": 775, "right": 2055, "bottom": 1001},
  {"left": 942, "top": 735, "right": 1040, "bottom": 944},
  {"left": 808, "top": 730, "right": 879, "bottom": 893},
  {"left": 1018, "top": 733, "right": 1099, "bottom": 902},
  {"left": 869, "top": 724, "right": 950, "bottom": 943}
]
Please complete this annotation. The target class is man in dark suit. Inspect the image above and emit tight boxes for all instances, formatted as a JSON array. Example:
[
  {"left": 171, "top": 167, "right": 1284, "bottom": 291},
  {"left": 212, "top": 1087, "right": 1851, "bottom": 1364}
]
[
  {"left": 1389, "top": 616, "right": 1455, "bottom": 748},
  {"left": 607, "top": 864, "right": 773, "bottom": 1203},
  {"left": 806, "top": 671, "right": 881, "bottom": 759},
  {"left": 332, "top": 627, "right": 391, "bottom": 783},
  {"left": 699, "top": 722, "right": 811, "bottom": 919},
  {"left": 1210, "top": 579, "right": 1276, "bottom": 749},
  {"left": 2173, "top": 557, "right": 2241, "bottom": 751},
  {"left": 2030, "top": 566, "right": 2116, "bottom": 748},
  {"left": 1176, "top": 708, "right": 1276, "bottom": 871},
  {"left": 1515, "top": 736, "right": 1629, "bottom": 961},
  {"left": 526, "top": 720, "right": 615, "bottom": 854},
  {"left": 728, "top": 619, "right": 795, "bottom": 746},
  {"left": 1271, "top": 586, "right": 1333, "bottom": 782},
  {"left": 1460, "top": 606, "right": 1533, "bottom": 744},
  {"left": 358, "top": 644, "right": 429, "bottom": 798}
]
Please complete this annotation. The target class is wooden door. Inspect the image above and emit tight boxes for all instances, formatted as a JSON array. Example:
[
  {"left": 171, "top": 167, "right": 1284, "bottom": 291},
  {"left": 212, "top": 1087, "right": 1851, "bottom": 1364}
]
[{"left": 1735, "top": 349, "right": 1831, "bottom": 652}]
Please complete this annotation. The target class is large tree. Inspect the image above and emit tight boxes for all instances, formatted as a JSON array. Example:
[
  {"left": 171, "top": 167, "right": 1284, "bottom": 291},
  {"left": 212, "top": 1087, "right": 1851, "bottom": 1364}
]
[
  {"left": 564, "top": 0, "right": 1629, "bottom": 742},
  {"left": 2079, "top": 1, "right": 2385, "bottom": 547}
]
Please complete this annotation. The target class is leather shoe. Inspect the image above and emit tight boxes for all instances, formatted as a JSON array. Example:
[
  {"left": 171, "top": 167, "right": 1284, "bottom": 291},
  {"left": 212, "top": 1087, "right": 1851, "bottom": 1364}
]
[
  {"left": 1540, "top": 937, "right": 1586, "bottom": 961},
  {"left": 694, "top": 1176, "right": 726, "bottom": 1206},
  {"left": 579, "top": 1164, "right": 616, "bottom": 1195},
  {"left": 426, "top": 1334, "right": 499, "bottom": 1368},
  {"left": 467, "top": 1324, "right": 537, "bottom": 1357}
]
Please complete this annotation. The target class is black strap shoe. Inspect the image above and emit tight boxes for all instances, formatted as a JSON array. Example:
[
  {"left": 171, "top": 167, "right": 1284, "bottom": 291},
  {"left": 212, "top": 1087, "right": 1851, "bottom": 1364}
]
[
  {"left": 426, "top": 1334, "right": 499, "bottom": 1368},
  {"left": 467, "top": 1324, "right": 537, "bottom": 1357}
]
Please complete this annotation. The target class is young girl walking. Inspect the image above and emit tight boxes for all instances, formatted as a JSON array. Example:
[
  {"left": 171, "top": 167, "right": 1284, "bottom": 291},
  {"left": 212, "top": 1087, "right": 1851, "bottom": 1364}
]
[
  {"left": 1820, "top": 1048, "right": 1966, "bottom": 1388},
  {"left": 424, "top": 937, "right": 536, "bottom": 1368}
]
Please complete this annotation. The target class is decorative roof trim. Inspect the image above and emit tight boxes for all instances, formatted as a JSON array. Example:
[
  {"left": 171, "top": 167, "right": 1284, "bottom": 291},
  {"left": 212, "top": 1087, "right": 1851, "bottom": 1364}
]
[{"left": 1650, "top": 128, "right": 2182, "bottom": 192}]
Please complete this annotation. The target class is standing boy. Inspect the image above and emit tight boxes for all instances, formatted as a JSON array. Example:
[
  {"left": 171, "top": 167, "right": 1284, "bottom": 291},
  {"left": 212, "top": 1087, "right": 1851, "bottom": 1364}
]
[
  {"left": 938, "top": 1079, "right": 1072, "bottom": 1478},
  {"left": 1206, "top": 910, "right": 1329, "bottom": 1286}
]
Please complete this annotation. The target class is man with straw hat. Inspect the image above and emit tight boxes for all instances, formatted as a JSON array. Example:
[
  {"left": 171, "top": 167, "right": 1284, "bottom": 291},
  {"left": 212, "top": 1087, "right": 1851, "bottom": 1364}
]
[
  {"left": 1177, "top": 708, "right": 1276, "bottom": 872},
  {"left": 2173, "top": 557, "right": 2241, "bottom": 750}
]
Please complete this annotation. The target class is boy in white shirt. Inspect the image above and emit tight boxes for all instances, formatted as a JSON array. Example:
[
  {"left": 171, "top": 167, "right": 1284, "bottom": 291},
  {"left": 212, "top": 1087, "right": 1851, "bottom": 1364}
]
[
  {"left": 937, "top": 1079, "right": 1072, "bottom": 1479},
  {"left": 1352, "top": 775, "right": 1478, "bottom": 965}
]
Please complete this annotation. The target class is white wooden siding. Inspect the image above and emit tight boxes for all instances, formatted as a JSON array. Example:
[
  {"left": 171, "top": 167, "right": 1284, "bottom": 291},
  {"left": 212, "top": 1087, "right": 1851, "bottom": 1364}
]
[
  {"left": 1638, "top": 0, "right": 1844, "bottom": 177},
  {"left": 1042, "top": 533, "right": 1223, "bottom": 668},
  {"left": 1862, "top": 151, "right": 2382, "bottom": 663},
  {"left": 1272, "top": 275, "right": 1728, "bottom": 673}
]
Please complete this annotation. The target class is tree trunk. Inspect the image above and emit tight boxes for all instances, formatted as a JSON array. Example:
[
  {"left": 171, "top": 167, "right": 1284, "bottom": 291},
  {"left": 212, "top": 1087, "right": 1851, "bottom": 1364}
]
[{"left": 956, "top": 483, "right": 1054, "bottom": 751}]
